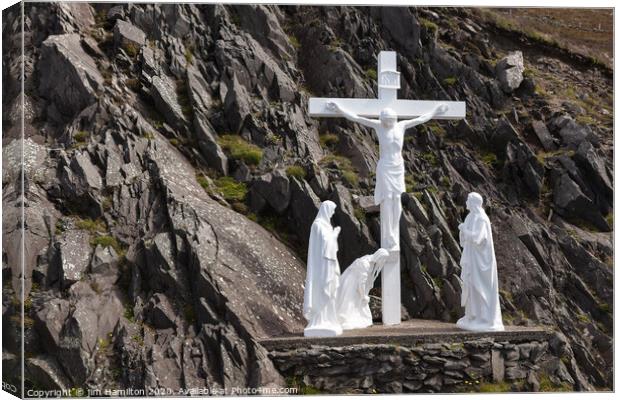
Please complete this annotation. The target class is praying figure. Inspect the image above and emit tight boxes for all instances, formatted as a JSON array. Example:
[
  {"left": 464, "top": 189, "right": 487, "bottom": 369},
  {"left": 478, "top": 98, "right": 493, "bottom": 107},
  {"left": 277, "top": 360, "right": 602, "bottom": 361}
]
[
  {"left": 303, "top": 200, "right": 343, "bottom": 337},
  {"left": 457, "top": 192, "right": 504, "bottom": 332},
  {"left": 336, "top": 249, "right": 390, "bottom": 330},
  {"left": 326, "top": 101, "right": 448, "bottom": 251}
]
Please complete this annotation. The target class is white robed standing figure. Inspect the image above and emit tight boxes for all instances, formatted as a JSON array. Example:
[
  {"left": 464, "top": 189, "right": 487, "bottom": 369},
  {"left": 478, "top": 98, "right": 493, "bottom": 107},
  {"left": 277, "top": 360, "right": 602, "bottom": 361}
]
[
  {"left": 336, "top": 249, "right": 390, "bottom": 330},
  {"left": 303, "top": 200, "right": 343, "bottom": 337},
  {"left": 457, "top": 192, "right": 504, "bottom": 332}
]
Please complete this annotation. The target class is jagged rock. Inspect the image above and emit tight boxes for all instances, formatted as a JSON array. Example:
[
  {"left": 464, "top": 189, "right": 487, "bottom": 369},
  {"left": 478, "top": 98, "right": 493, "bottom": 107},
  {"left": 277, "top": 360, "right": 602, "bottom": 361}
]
[
  {"left": 573, "top": 141, "right": 612, "bottom": 200},
  {"left": 531, "top": 120, "right": 556, "bottom": 151},
  {"left": 249, "top": 170, "right": 291, "bottom": 214},
  {"left": 57, "top": 281, "right": 124, "bottom": 385},
  {"left": 151, "top": 75, "right": 186, "bottom": 128},
  {"left": 357, "top": 195, "right": 379, "bottom": 214},
  {"left": 222, "top": 73, "right": 252, "bottom": 133},
  {"left": 35, "top": 299, "right": 70, "bottom": 351},
  {"left": 145, "top": 293, "right": 178, "bottom": 329},
  {"left": 233, "top": 5, "right": 294, "bottom": 59},
  {"left": 69, "top": 151, "right": 103, "bottom": 192},
  {"left": 289, "top": 177, "right": 322, "bottom": 242},
  {"left": 495, "top": 51, "right": 524, "bottom": 93},
  {"left": 38, "top": 33, "right": 103, "bottom": 119},
  {"left": 56, "top": 229, "right": 92, "bottom": 287},
  {"left": 552, "top": 173, "right": 609, "bottom": 231},
  {"left": 26, "top": 356, "right": 72, "bottom": 391},
  {"left": 504, "top": 141, "right": 544, "bottom": 197},
  {"left": 193, "top": 115, "right": 228, "bottom": 175},
  {"left": 114, "top": 20, "right": 146, "bottom": 52},
  {"left": 552, "top": 116, "right": 597, "bottom": 149}
]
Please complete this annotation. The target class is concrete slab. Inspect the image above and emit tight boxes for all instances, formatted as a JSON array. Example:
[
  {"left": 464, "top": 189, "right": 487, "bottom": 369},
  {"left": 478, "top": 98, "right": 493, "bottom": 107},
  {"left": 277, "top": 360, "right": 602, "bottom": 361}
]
[{"left": 259, "top": 319, "right": 553, "bottom": 350}]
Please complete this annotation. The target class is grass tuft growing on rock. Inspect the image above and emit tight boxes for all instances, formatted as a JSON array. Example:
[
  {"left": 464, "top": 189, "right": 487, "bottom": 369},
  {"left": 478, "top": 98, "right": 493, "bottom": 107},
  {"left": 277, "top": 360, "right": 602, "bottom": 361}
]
[
  {"left": 365, "top": 68, "right": 377, "bottom": 81},
  {"left": 420, "top": 18, "right": 438, "bottom": 34},
  {"left": 320, "top": 154, "right": 359, "bottom": 187},
  {"left": 91, "top": 235, "right": 124, "bottom": 255},
  {"left": 214, "top": 177, "right": 247, "bottom": 202},
  {"left": 74, "top": 131, "right": 89, "bottom": 143},
  {"left": 76, "top": 218, "right": 107, "bottom": 234},
  {"left": 319, "top": 133, "right": 339, "bottom": 148},
  {"left": 218, "top": 135, "right": 263, "bottom": 166},
  {"left": 286, "top": 165, "right": 306, "bottom": 180},
  {"left": 539, "top": 375, "right": 573, "bottom": 392},
  {"left": 443, "top": 76, "right": 458, "bottom": 86}
]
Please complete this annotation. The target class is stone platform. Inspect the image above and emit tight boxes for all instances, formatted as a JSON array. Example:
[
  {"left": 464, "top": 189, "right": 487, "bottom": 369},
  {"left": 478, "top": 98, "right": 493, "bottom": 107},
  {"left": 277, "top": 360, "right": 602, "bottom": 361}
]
[
  {"left": 261, "top": 320, "right": 573, "bottom": 393},
  {"left": 260, "top": 319, "right": 552, "bottom": 350}
]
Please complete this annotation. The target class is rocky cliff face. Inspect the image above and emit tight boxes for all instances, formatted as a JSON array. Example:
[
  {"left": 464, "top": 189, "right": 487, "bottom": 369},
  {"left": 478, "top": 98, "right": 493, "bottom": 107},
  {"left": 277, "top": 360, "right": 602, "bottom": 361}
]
[{"left": 2, "top": 2, "right": 612, "bottom": 393}]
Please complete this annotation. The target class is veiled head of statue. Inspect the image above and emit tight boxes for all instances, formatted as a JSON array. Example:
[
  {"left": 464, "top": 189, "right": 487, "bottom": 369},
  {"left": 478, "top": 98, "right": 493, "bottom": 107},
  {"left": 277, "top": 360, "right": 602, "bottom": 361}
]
[
  {"left": 379, "top": 108, "right": 397, "bottom": 127},
  {"left": 371, "top": 248, "right": 390, "bottom": 264},
  {"left": 466, "top": 192, "right": 484, "bottom": 211},
  {"left": 316, "top": 200, "right": 337, "bottom": 222}
]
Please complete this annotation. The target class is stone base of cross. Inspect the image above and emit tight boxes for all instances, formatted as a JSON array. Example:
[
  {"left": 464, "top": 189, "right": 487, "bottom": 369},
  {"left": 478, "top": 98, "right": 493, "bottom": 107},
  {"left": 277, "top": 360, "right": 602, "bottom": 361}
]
[{"left": 309, "top": 51, "right": 465, "bottom": 325}]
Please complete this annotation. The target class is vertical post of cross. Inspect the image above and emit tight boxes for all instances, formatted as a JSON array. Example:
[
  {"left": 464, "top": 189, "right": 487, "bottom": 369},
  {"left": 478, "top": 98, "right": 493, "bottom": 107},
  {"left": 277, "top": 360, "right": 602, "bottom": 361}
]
[{"left": 377, "top": 51, "right": 401, "bottom": 326}]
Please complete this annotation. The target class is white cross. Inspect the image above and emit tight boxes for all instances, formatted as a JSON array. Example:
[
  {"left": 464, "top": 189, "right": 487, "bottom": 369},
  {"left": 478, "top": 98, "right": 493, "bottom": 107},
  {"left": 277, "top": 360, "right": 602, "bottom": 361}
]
[
  {"left": 308, "top": 51, "right": 466, "bottom": 326},
  {"left": 309, "top": 51, "right": 466, "bottom": 119}
]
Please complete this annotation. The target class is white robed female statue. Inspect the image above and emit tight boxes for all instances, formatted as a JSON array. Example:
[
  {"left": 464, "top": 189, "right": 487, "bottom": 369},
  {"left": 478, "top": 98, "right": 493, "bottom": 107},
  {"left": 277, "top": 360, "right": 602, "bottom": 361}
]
[
  {"left": 336, "top": 249, "right": 390, "bottom": 330},
  {"left": 326, "top": 102, "right": 448, "bottom": 251},
  {"left": 457, "top": 192, "right": 504, "bottom": 332},
  {"left": 303, "top": 200, "right": 343, "bottom": 337}
]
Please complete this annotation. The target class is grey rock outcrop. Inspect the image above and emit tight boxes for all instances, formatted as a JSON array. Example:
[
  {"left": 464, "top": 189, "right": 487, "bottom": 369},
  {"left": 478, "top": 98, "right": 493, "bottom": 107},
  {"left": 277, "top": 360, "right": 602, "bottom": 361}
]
[{"left": 495, "top": 51, "right": 525, "bottom": 93}]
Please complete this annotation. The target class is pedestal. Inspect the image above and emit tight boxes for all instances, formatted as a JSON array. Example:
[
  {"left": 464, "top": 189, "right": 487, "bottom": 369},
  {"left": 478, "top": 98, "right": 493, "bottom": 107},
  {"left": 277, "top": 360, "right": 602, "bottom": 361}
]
[{"left": 381, "top": 250, "right": 401, "bottom": 325}]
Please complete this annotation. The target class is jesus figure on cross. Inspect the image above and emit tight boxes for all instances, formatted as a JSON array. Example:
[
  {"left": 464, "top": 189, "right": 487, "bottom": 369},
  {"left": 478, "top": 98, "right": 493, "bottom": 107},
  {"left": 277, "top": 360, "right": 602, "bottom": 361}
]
[{"left": 325, "top": 101, "right": 448, "bottom": 251}]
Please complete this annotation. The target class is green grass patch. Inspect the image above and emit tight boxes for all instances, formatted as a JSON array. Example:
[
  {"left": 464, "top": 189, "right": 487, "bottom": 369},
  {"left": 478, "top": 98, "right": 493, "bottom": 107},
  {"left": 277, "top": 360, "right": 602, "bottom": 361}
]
[
  {"left": 320, "top": 154, "right": 359, "bottom": 187},
  {"left": 539, "top": 375, "right": 572, "bottom": 392},
  {"left": 74, "top": 131, "right": 89, "bottom": 143},
  {"left": 76, "top": 218, "right": 107, "bottom": 234},
  {"left": 286, "top": 165, "right": 306, "bottom": 180},
  {"left": 319, "top": 133, "right": 339, "bottom": 148},
  {"left": 421, "top": 152, "right": 438, "bottom": 166},
  {"left": 420, "top": 18, "right": 438, "bottom": 33},
  {"left": 481, "top": 152, "right": 499, "bottom": 167},
  {"left": 122, "top": 42, "right": 139, "bottom": 58},
  {"left": 288, "top": 35, "right": 301, "bottom": 49},
  {"left": 477, "top": 381, "right": 512, "bottom": 392},
  {"left": 91, "top": 235, "right": 124, "bottom": 256},
  {"left": 443, "top": 76, "right": 458, "bottom": 86},
  {"left": 214, "top": 177, "right": 247, "bottom": 202},
  {"left": 218, "top": 135, "right": 263, "bottom": 166},
  {"left": 365, "top": 68, "right": 377, "bottom": 81}
]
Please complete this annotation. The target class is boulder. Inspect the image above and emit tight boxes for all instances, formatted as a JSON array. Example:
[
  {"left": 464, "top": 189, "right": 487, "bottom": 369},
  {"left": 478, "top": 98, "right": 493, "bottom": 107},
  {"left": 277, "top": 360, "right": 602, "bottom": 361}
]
[
  {"left": 26, "top": 356, "right": 72, "bottom": 391},
  {"left": 38, "top": 34, "right": 103, "bottom": 119},
  {"left": 145, "top": 293, "right": 178, "bottom": 329},
  {"left": 151, "top": 75, "right": 186, "bottom": 128},
  {"left": 193, "top": 115, "right": 228, "bottom": 175},
  {"left": 56, "top": 229, "right": 92, "bottom": 287},
  {"left": 552, "top": 173, "right": 609, "bottom": 231},
  {"left": 34, "top": 298, "right": 71, "bottom": 351},
  {"left": 495, "top": 51, "right": 524, "bottom": 93},
  {"left": 531, "top": 120, "right": 556, "bottom": 151},
  {"left": 503, "top": 141, "right": 544, "bottom": 197},
  {"left": 113, "top": 20, "right": 146, "bottom": 52},
  {"left": 249, "top": 170, "right": 291, "bottom": 214}
]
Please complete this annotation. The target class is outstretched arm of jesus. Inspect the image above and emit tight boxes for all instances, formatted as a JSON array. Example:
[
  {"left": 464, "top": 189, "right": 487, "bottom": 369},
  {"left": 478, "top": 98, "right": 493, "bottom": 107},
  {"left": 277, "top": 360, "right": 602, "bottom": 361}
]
[
  {"left": 399, "top": 104, "right": 449, "bottom": 130},
  {"left": 326, "top": 101, "right": 380, "bottom": 129}
]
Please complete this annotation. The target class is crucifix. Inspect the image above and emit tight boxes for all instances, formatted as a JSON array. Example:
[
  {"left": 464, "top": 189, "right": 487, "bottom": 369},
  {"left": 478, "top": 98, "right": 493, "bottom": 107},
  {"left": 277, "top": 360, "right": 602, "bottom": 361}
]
[{"left": 308, "top": 51, "right": 466, "bottom": 326}]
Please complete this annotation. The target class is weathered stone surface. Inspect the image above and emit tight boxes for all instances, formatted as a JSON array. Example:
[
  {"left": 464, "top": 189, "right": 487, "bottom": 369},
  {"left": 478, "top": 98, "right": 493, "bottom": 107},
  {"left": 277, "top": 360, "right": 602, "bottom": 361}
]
[
  {"left": 38, "top": 33, "right": 103, "bottom": 119},
  {"left": 114, "top": 19, "right": 146, "bottom": 51},
  {"left": 151, "top": 74, "right": 186, "bottom": 128},
  {"left": 531, "top": 120, "right": 556, "bottom": 151},
  {"left": 26, "top": 356, "right": 72, "bottom": 391},
  {"left": 56, "top": 229, "right": 92, "bottom": 287},
  {"left": 495, "top": 51, "right": 524, "bottom": 93}
]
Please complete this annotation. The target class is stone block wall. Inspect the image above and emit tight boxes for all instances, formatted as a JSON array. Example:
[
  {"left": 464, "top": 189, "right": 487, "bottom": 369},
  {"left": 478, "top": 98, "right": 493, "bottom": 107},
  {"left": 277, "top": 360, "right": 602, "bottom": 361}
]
[{"left": 266, "top": 336, "right": 576, "bottom": 393}]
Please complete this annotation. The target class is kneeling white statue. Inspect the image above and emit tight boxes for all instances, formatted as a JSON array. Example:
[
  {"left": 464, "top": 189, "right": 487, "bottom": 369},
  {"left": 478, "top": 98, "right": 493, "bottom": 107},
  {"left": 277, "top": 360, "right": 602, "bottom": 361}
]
[
  {"left": 457, "top": 192, "right": 504, "bottom": 332},
  {"left": 303, "top": 200, "right": 343, "bottom": 337},
  {"left": 336, "top": 249, "right": 390, "bottom": 330}
]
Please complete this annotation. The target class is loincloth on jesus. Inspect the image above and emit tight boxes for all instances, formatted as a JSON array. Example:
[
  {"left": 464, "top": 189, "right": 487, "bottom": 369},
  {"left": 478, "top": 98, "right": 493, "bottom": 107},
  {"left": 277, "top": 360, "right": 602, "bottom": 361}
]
[{"left": 374, "top": 158, "right": 406, "bottom": 205}]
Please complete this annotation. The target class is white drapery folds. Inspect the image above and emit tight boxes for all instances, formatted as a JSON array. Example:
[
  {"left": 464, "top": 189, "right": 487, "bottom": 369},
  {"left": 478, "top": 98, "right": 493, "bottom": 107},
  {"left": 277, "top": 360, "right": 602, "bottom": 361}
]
[
  {"left": 303, "top": 200, "right": 343, "bottom": 336},
  {"left": 336, "top": 249, "right": 389, "bottom": 330},
  {"left": 457, "top": 193, "right": 504, "bottom": 332}
]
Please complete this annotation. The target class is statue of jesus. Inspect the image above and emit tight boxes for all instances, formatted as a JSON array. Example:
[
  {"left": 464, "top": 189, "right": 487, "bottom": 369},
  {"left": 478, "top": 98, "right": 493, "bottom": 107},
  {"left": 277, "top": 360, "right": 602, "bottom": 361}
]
[{"left": 326, "top": 102, "right": 448, "bottom": 250}]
